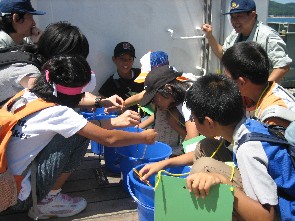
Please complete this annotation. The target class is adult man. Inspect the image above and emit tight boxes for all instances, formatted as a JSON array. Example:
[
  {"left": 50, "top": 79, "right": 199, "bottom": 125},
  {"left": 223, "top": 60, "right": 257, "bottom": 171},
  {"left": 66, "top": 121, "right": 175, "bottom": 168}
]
[
  {"left": 99, "top": 42, "right": 144, "bottom": 112},
  {"left": 202, "top": 0, "right": 292, "bottom": 82},
  {"left": 0, "top": 0, "right": 45, "bottom": 48}
]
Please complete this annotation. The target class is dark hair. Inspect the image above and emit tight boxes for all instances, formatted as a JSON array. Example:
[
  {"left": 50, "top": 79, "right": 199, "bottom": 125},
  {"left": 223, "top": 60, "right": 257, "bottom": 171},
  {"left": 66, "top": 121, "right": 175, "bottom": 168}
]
[
  {"left": 157, "top": 78, "right": 191, "bottom": 107},
  {"left": 221, "top": 41, "right": 269, "bottom": 84},
  {"left": 0, "top": 12, "right": 26, "bottom": 34},
  {"left": 37, "top": 21, "right": 89, "bottom": 60},
  {"left": 186, "top": 74, "right": 244, "bottom": 126},
  {"left": 30, "top": 54, "right": 91, "bottom": 107}
]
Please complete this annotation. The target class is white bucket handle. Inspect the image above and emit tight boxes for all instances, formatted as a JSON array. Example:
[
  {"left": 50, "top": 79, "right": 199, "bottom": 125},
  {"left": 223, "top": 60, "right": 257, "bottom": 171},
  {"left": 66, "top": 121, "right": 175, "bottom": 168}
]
[{"left": 127, "top": 172, "right": 154, "bottom": 211}]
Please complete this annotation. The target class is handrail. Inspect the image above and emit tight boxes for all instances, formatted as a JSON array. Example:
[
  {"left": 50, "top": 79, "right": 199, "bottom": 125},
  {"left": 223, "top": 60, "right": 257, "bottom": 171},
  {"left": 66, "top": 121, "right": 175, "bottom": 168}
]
[{"left": 167, "top": 27, "right": 205, "bottom": 40}]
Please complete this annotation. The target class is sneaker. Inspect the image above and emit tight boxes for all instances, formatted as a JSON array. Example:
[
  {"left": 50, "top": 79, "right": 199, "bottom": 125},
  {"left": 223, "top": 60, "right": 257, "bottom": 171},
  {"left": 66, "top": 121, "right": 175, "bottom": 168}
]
[{"left": 28, "top": 192, "right": 87, "bottom": 219}]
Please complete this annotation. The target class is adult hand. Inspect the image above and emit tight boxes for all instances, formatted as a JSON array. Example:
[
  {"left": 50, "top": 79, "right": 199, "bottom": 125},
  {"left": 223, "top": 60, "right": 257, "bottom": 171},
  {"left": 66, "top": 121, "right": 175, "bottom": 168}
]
[
  {"left": 31, "top": 27, "right": 43, "bottom": 44},
  {"left": 102, "top": 94, "right": 124, "bottom": 113},
  {"left": 139, "top": 161, "right": 168, "bottom": 181},
  {"left": 140, "top": 129, "right": 157, "bottom": 144},
  {"left": 111, "top": 110, "right": 141, "bottom": 127},
  {"left": 201, "top": 24, "right": 213, "bottom": 38}
]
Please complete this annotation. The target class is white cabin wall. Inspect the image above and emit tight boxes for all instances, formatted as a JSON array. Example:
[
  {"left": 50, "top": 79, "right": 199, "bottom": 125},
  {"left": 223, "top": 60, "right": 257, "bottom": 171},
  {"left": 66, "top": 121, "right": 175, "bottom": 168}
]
[
  {"left": 31, "top": 0, "right": 207, "bottom": 93},
  {"left": 31, "top": 0, "right": 269, "bottom": 93}
]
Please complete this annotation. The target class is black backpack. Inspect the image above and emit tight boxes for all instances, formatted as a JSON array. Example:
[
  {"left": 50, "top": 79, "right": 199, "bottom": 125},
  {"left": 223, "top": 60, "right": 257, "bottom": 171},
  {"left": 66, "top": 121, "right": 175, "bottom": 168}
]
[{"left": 0, "top": 47, "right": 42, "bottom": 70}]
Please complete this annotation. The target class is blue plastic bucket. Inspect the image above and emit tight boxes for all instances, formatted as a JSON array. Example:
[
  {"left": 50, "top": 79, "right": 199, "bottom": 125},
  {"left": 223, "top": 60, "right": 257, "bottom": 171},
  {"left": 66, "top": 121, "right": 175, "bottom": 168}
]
[
  {"left": 80, "top": 108, "right": 117, "bottom": 155},
  {"left": 127, "top": 164, "right": 191, "bottom": 221},
  {"left": 117, "top": 142, "right": 172, "bottom": 193},
  {"left": 80, "top": 108, "right": 117, "bottom": 120},
  {"left": 104, "top": 127, "right": 144, "bottom": 173}
]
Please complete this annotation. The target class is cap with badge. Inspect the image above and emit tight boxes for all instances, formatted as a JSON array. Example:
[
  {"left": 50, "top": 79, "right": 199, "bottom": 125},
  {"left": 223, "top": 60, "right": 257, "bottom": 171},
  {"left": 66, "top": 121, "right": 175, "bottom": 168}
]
[
  {"left": 134, "top": 51, "right": 169, "bottom": 83},
  {"left": 114, "top": 42, "right": 136, "bottom": 58},
  {"left": 223, "top": 0, "right": 256, "bottom": 15},
  {"left": 0, "top": 0, "right": 46, "bottom": 16},
  {"left": 140, "top": 65, "right": 181, "bottom": 106}
]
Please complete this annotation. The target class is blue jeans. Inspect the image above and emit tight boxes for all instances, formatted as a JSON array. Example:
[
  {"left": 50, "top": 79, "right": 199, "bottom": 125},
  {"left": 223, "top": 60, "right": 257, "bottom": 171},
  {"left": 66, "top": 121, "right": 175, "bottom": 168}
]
[{"left": 3, "top": 134, "right": 89, "bottom": 213}]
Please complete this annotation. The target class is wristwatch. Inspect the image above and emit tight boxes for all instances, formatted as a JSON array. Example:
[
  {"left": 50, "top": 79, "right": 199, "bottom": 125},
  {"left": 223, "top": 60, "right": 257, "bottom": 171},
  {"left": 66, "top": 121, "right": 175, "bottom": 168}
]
[{"left": 94, "top": 96, "right": 102, "bottom": 108}]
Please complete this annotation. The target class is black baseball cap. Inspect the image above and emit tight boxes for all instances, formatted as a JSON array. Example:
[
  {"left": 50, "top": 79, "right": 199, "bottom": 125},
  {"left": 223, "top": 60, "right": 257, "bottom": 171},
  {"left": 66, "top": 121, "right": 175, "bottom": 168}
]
[
  {"left": 0, "top": 0, "right": 46, "bottom": 16},
  {"left": 114, "top": 42, "right": 136, "bottom": 58},
  {"left": 223, "top": 0, "right": 256, "bottom": 15},
  {"left": 140, "top": 65, "right": 181, "bottom": 106}
]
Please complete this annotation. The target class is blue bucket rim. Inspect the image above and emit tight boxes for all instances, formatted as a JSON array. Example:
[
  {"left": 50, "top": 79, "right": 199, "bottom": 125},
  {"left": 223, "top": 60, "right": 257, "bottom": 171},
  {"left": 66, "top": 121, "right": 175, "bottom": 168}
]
[
  {"left": 116, "top": 141, "right": 172, "bottom": 161},
  {"left": 128, "top": 163, "right": 155, "bottom": 191},
  {"left": 127, "top": 166, "right": 155, "bottom": 210}
]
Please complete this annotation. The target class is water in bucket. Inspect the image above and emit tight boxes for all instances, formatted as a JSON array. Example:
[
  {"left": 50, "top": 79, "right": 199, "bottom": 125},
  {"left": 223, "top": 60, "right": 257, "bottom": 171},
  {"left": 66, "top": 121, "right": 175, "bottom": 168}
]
[
  {"left": 127, "top": 163, "right": 191, "bottom": 221},
  {"left": 117, "top": 142, "right": 172, "bottom": 193},
  {"left": 104, "top": 126, "right": 144, "bottom": 173}
]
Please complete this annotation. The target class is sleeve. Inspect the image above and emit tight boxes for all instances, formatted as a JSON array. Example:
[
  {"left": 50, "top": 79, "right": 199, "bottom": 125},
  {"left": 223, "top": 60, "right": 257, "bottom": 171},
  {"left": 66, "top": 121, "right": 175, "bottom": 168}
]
[
  {"left": 14, "top": 63, "right": 41, "bottom": 84},
  {"left": 44, "top": 106, "right": 88, "bottom": 138},
  {"left": 177, "top": 102, "right": 191, "bottom": 122},
  {"left": 223, "top": 31, "right": 238, "bottom": 52},
  {"left": 236, "top": 141, "right": 278, "bottom": 205},
  {"left": 265, "top": 30, "right": 292, "bottom": 68}
]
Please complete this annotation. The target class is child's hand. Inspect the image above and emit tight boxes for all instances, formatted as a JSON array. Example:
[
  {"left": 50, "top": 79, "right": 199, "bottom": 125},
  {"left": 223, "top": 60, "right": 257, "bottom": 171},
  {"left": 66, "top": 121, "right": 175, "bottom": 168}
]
[
  {"left": 31, "top": 27, "right": 43, "bottom": 43},
  {"left": 102, "top": 94, "right": 124, "bottom": 113},
  {"left": 186, "top": 172, "right": 221, "bottom": 199},
  {"left": 139, "top": 161, "right": 167, "bottom": 181},
  {"left": 141, "top": 129, "right": 157, "bottom": 144},
  {"left": 111, "top": 110, "right": 140, "bottom": 127}
]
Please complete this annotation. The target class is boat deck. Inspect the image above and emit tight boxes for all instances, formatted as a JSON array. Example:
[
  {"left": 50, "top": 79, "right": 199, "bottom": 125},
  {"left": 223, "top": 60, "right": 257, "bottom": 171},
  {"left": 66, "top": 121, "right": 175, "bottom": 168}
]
[{"left": 0, "top": 150, "right": 139, "bottom": 221}]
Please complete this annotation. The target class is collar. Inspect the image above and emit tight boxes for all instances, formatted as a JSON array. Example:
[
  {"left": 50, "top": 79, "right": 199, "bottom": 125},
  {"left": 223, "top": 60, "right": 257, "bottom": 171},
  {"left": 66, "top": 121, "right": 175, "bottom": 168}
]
[
  {"left": 236, "top": 20, "right": 260, "bottom": 43},
  {"left": 113, "top": 69, "right": 134, "bottom": 80},
  {"left": 232, "top": 116, "right": 248, "bottom": 153}
]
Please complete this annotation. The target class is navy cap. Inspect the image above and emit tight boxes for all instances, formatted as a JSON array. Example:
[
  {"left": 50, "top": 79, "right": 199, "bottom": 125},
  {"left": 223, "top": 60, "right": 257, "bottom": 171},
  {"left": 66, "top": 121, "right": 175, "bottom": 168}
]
[
  {"left": 224, "top": 0, "right": 256, "bottom": 15},
  {"left": 0, "top": 0, "right": 46, "bottom": 16},
  {"left": 114, "top": 42, "right": 136, "bottom": 58}
]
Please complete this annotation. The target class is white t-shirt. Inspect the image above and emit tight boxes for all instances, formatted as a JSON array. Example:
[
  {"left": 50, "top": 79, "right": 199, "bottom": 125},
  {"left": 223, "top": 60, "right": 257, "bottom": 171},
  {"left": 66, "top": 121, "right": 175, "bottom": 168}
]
[
  {"left": 177, "top": 101, "right": 191, "bottom": 122},
  {"left": 232, "top": 117, "right": 278, "bottom": 206},
  {"left": 6, "top": 91, "right": 88, "bottom": 200},
  {"left": 0, "top": 63, "right": 40, "bottom": 102}
]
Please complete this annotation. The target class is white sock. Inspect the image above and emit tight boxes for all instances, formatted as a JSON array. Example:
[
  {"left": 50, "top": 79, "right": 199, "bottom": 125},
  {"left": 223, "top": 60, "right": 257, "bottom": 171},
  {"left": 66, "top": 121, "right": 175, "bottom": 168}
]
[{"left": 48, "top": 189, "right": 62, "bottom": 196}]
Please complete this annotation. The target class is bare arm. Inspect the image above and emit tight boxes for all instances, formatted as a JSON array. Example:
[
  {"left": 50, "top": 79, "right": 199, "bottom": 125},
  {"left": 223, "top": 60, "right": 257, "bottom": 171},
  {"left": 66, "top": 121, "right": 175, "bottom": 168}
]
[
  {"left": 78, "top": 92, "right": 124, "bottom": 112},
  {"left": 138, "top": 114, "right": 155, "bottom": 129},
  {"left": 184, "top": 120, "right": 199, "bottom": 140},
  {"left": 93, "top": 110, "right": 141, "bottom": 129},
  {"left": 139, "top": 151, "right": 195, "bottom": 180},
  {"left": 268, "top": 65, "right": 290, "bottom": 82},
  {"left": 77, "top": 121, "right": 157, "bottom": 147},
  {"left": 264, "top": 117, "right": 290, "bottom": 129},
  {"left": 19, "top": 76, "right": 36, "bottom": 89},
  {"left": 202, "top": 24, "right": 223, "bottom": 60},
  {"left": 124, "top": 90, "right": 146, "bottom": 108}
]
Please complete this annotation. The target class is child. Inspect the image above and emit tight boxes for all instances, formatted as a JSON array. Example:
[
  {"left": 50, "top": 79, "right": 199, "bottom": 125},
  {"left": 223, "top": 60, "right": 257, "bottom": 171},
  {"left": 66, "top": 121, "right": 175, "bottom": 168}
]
[
  {"left": 3, "top": 54, "right": 157, "bottom": 219},
  {"left": 186, "top": 73, "right": 294, "bottom": 221},
  {"left": 98, "top": 42, "right": 143, "bottom": 112},
  {"left": 221, "top": 41, "right": 295, "bottom": 128},
  {"left": 124, "top": 50, "right": 170, "bottom": 129},
  {"left": 139, "top": 42, "right": 295, "bottom": 184}
]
